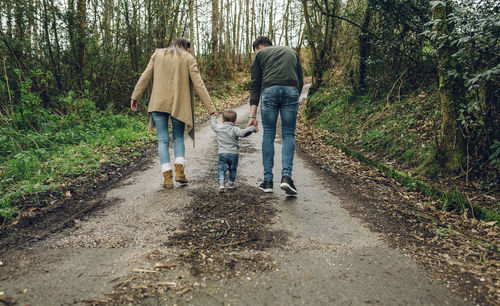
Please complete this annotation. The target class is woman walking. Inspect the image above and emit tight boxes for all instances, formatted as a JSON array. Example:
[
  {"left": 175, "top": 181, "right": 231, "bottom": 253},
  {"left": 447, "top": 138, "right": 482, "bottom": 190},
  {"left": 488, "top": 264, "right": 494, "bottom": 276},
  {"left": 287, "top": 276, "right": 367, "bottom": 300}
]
[{"left": 130, "top": 38, "right": 217, "bottom": 188}]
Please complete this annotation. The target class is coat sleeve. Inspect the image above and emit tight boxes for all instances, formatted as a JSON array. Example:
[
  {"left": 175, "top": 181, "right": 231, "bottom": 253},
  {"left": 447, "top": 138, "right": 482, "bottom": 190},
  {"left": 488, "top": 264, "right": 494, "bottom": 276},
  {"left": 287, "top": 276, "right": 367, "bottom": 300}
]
[
  {"left": 249, "top": 55, "right": 262, "bottom": 106},
  {"left": 131, "top": 51, "right": 156, "bottom": 101},
  {"left": 188, "top": 56, "right": 217, "bottom": 114},
  {"left": 210, "top": 115, "right": 219, "bottom": 132},
  {"left": 296, "top": 53, "right": 304, "bottom": 94},
  {"left": 234, "top": 125, "right": 256, "bottom": 138}
]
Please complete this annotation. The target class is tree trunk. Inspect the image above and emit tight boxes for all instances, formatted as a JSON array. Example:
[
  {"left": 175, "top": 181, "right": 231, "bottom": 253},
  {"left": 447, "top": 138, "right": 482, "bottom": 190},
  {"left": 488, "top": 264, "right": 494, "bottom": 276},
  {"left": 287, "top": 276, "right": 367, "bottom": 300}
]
[
  {"left": 433, "top": 1, "right": 465, "bottom": 173},
  {"left": 301, "top": 0, "right": 321, "bottom": 92},
  {"left": 42, "top": 0, "right": 63, "bottom": 90},
  {"left": 268, "top": 1, "right": 273, "bottom": 40},
  {"left": 284, "top": 0, "right": 290, "bottom": 46},
  {"left": 103, "top": 0, "right": 112, "bottom": 47},
  {"left": 245, "top": 0, "right": 249, "bottom": 56},
  {"left": 76, "top": 0, "right": 86, "bottom": 76},
  {"left": 211, "top": 0, "right": 219, "bottom": 55},
  {"left": 236, "top": 0, "right": 242, "bottom": 66},
  {"left": 251, "top": 0, "right": 255, "bottom": 46},
  {"left": 14, "top": 0, "right": 24, "bottom": 64},
  {"left": 6, "top": 0, "right": 13, "bottom": 38},
  {"left": 357, "top": 0, "right": 373, "bottom": 92},
  {"left": 189, "top": 0, "right": 195, "bottom": 54},
  {"left": 195, "top": 0, "right": 201, "bottom": 57},
  {"left": 225, "top": 0, "right": 231, "bottom": 60}
]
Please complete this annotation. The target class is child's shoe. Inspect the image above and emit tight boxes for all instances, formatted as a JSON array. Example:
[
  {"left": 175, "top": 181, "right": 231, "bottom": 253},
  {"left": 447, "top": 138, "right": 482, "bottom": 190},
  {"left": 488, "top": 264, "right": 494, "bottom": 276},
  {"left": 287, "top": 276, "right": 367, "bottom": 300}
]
[
  {"left": 228, "top": 182, "right": 235, "bottom": 189},
  {"left": 219, "top": 185, "right": 225, "bottom": 193}
]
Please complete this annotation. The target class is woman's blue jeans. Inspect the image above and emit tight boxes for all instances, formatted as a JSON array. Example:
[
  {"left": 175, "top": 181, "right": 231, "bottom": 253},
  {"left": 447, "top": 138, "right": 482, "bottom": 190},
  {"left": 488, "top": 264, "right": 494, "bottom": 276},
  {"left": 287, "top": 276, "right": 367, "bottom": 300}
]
[
  {"left": 151, "top": 112, "right": 185, "bottom": 165},
  {"left": 260, "top": 85, "right": 299, "bottom": 181}
]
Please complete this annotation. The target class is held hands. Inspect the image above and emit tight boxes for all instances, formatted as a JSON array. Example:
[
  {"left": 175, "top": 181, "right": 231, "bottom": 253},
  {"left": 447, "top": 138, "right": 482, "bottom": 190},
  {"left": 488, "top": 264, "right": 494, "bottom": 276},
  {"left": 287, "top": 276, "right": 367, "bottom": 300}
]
[
  {"left": 130, "top": 99, "right": 138, "bottom": 112},
  {"left": 248, "top": 117, "right": 259, "bottom": 133}
]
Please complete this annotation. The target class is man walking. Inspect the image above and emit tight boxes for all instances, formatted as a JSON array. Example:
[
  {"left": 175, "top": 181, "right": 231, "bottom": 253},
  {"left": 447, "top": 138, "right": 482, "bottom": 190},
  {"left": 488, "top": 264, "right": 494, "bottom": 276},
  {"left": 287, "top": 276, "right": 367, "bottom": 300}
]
[{"left": 247, "top": 36, "right": 304, "bottom": 196}]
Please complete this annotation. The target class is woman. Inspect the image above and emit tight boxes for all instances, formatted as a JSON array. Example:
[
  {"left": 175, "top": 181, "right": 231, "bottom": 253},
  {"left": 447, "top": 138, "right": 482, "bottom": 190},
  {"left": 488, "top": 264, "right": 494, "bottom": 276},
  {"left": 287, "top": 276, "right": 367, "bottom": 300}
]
[{"left": 130, "top": 38, "right": 217, "bottom": 189}]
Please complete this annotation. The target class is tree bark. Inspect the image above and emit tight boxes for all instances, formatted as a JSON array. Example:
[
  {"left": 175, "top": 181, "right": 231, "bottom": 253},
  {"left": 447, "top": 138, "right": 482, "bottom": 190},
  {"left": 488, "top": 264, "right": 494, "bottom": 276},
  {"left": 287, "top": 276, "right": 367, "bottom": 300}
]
[
  {"left": 211, "top": 0, "right": 219, "bottom": 55},
  {"left": 357, "top": 0, "right": 373, "bottom": 92},
  {"left": 433, "top": 1, "right": 465, "bottom": 173},
  {"left": 268, "top": 1, "right": 274, "bottom": 40},
  {"left": 76, "top": 0, "right": 86, "bottom": 75},
  {"left": 245, "top": 0, "right": 250, "bottom": 56},
  {"left": 189, "top": 0, "right": 195, "bottom": 54}
]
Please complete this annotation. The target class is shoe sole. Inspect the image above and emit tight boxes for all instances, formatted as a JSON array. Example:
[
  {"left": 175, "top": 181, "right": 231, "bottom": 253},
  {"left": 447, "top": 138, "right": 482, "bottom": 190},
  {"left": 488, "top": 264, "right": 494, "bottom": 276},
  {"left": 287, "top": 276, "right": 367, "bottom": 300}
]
[
  {"left": 280, "top": 183, "right": 297, "bottom": 195},
  {"left": 259, "top": 187, "right": 273, "bottom": 193}
]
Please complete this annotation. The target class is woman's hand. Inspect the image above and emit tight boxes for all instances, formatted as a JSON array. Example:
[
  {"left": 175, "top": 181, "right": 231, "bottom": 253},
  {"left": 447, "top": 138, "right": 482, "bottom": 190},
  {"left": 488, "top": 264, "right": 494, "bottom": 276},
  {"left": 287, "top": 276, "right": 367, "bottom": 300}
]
[{"left": 130, "top": 99, "right": 138, "bottom": 112}]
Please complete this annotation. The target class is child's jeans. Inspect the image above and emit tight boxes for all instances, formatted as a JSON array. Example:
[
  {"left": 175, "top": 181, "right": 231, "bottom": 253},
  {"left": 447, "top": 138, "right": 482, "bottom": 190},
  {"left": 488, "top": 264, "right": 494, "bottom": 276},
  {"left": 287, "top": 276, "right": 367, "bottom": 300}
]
[{"left": 218, "top": 153, "right": 239, "bottom": 184}]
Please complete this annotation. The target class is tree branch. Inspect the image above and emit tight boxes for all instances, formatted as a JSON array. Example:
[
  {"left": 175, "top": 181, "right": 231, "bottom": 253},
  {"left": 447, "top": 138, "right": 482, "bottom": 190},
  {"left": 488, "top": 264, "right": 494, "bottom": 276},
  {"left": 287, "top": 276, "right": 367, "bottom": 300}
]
[{"left": 309, "top": 0, "right": 379, "bottom": 38}]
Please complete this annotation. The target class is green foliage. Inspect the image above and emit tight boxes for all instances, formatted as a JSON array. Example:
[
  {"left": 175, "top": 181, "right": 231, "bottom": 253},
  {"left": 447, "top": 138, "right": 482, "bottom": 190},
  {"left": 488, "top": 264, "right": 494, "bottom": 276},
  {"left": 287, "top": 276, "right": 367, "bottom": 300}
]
[
  {"left": 427, "top": 0, "right": 500, "bottom": 180},
  {"left": 323, "top": 135, "right": 500, "bottom": 223},
  {"left": 307, "top": 85, "right": 436, "bottom": 171},
  {"left": 0, "top": 83, "right": 154, "bottom": 222},
  {"left": 441, "top": 186, "right": 467, "bottom": 212},
  {"left": 357, "top": 0, "right": 435, "bottom": 96}
]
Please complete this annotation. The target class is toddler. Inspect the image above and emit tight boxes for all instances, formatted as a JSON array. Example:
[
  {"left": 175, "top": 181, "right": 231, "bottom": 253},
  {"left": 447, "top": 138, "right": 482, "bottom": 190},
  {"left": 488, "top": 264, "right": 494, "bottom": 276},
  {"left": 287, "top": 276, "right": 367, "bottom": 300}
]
[{"left": 210, "top": 110, "right": 256, "bottom": 193}]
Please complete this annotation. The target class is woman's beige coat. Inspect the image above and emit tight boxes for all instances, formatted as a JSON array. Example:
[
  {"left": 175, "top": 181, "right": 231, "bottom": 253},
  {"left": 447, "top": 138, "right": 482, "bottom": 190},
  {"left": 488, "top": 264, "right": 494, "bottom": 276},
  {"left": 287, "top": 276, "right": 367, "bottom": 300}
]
[{"left": 131, "top": 48, "right": 216, "bottom": 145}]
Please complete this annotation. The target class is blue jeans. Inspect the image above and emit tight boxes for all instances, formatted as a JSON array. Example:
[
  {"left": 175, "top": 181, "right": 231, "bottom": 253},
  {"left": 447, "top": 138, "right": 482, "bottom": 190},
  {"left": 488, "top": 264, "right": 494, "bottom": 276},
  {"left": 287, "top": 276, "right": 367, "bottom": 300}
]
[
  {"left": 218, "top": 153, "right": 239, "bottom": 184},
  {"left": 151, "top": 112, "right": 185, "bottom": 164},
  {"left": 260, "top": 85, "right": 299, "bottom": 181}
]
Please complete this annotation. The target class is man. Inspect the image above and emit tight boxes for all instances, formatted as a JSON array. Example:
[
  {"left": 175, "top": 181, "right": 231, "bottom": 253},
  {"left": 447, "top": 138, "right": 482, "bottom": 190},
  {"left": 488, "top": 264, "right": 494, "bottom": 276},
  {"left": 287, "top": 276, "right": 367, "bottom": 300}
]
[{"left": 247, "top": 36, "right": 303, "bottom": 196}]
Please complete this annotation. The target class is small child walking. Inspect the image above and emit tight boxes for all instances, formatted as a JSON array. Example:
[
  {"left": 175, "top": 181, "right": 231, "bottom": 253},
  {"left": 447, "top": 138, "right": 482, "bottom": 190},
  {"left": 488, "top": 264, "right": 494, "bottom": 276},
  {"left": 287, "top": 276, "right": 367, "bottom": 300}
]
[{"left": 211, "top": 110, "right": 256, "bottom": 193}]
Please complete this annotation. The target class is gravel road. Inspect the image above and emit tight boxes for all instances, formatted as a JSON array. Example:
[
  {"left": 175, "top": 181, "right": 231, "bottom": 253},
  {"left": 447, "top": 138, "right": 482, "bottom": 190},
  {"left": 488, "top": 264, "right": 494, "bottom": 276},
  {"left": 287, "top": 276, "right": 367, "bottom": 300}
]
[{"left": 0, "top": 86, "right": 468, "bottom": 305}]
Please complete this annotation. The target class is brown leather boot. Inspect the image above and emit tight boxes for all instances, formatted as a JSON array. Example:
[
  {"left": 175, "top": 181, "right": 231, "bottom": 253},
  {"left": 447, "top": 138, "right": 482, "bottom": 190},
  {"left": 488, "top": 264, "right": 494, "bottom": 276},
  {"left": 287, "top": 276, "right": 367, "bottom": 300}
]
[
  {"left": 163, "top": 170, "right": 174, "bottom": 189},
  {"left": 174, "top": 164, "right": 188, "bottom": 184}
]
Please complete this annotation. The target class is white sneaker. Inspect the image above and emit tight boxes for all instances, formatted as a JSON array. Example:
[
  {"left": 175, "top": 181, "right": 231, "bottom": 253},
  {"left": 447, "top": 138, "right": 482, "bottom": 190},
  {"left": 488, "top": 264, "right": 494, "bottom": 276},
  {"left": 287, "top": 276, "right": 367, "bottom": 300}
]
[
  {"left": 219, "top": 185, "right": 225, "bottom": 193},
  {"left": 228, "top": 182, "right": 235, "bottom": 189}
]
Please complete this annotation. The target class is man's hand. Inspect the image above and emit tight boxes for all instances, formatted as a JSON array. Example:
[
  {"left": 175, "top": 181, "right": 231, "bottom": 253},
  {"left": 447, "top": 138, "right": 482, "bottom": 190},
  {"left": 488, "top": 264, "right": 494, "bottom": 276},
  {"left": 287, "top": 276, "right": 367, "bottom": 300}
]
[
  {"left": 248, "top": 117, "right": 259, "bottom": 132},
  {"left": 130, "top": 99, "right": 138, "bottom": 112},
  {"left": 248, "top": 105, "right": 258, "bottom": 132}
]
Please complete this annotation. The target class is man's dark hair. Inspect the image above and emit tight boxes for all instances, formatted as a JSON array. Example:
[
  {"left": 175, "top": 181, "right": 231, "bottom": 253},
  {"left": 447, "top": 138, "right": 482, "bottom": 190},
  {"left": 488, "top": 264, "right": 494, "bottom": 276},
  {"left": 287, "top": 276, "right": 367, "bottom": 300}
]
[
  {"left": 252, "top": 36, "right": 272, "bottom": 51},
  {"left": 223, "top": 110, "right": 237, "bottom": 123}
]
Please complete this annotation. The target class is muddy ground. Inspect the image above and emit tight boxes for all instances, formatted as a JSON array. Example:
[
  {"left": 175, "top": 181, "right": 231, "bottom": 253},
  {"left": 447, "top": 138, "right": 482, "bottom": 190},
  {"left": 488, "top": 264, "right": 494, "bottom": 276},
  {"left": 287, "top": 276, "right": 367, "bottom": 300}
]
[{"left": 0, "top": 87, "right": 475, "bottom": 305}]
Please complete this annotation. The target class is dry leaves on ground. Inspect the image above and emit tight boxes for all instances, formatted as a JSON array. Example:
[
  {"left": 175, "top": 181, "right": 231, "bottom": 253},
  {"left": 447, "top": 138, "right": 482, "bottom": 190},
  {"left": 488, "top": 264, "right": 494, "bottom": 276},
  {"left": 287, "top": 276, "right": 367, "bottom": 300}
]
[{"left": 295, "top": 104, "right": 499, "bottom": 305}]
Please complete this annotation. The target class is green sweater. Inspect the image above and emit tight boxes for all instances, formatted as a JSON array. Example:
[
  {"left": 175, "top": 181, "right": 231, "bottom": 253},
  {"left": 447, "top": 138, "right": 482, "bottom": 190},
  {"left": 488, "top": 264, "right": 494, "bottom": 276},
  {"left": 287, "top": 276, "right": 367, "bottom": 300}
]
[{"left": 250, "top": 46, "right": 304, "bottom": 106}]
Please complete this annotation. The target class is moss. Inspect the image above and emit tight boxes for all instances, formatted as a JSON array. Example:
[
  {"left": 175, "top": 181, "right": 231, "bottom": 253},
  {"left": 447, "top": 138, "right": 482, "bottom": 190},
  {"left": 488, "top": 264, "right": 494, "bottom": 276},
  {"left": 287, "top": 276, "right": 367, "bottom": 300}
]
[{"left": 305, "top": 84, "right": 439, "bottom": 174}]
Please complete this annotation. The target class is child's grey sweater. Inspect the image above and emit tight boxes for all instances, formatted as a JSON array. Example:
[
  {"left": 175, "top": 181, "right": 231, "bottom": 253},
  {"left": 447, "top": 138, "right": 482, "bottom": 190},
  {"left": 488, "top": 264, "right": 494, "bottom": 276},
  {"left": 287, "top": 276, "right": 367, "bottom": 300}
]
[{"left": 210, "top": 116, "right": 256, "bottom": 154}]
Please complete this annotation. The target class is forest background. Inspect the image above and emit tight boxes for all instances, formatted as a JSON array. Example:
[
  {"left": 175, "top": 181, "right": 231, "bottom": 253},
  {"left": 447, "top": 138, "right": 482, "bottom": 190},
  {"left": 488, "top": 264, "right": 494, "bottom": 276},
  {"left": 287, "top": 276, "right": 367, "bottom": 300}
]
[{"left": 0, "top": 0, "right": 498, "bottom": 225}]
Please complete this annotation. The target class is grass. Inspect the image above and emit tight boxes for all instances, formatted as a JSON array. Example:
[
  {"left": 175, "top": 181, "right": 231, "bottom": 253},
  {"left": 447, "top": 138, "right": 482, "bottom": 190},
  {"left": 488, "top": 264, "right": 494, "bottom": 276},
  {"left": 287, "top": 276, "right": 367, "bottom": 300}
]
[
  {"left": 0, "top": 104, "right": 155, "bottom": 223},
  {"left": 309, "top": 87, "right": 439, "bottom": 172},
  {"left": 323, "top": 129, "right": 500, "bottom": 224},
  {"left": 0, "top": 74, "right": 251, "bottom": 224},
  {"left": 307, "top": 85, "right": 500, "bottom": 223}
]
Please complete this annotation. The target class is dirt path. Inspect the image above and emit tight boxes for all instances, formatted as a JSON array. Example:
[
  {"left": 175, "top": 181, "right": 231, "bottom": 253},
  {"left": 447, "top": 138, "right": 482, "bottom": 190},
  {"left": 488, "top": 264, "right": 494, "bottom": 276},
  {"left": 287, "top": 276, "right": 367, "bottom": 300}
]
[{"left": 0, "top": 87, "right": 468, "bottom": 305}]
